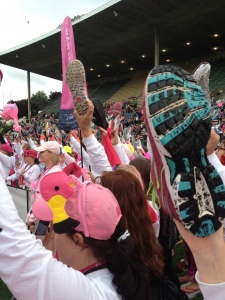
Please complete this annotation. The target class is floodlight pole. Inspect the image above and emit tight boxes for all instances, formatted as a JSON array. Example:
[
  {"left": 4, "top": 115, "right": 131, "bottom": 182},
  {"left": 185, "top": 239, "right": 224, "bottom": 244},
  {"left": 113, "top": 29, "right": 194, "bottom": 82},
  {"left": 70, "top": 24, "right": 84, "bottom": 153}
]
[
  {"left": 154, "top": 28, "right": 159, "bottom": 66},
  {"left": 27, "top": 69, "right": 31, "bottom": 121}
]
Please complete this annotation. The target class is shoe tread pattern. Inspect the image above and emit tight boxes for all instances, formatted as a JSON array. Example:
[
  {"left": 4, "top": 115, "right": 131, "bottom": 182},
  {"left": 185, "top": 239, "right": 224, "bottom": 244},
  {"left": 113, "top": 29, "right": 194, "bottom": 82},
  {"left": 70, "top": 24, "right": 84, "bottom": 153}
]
[
  {"left": 66, "top": 60, "right": 89, "bottom": 115},
  {"left": 146, "top": 65, "right": 225, "bottom": 236}
]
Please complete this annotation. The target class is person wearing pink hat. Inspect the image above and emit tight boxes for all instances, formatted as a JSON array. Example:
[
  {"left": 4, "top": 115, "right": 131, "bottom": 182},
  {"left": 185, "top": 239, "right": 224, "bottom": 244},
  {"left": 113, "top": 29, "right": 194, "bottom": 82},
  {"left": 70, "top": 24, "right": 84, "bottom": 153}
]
[
  {"left": 0, "top": 143, "right": 15, "bottom": 180},
  {"left": 6, "top": 149, "right": 40, "bottom": 189},
  {"left": 32, "top": 141, "right": 63, "bottom": 183},
  {"left": 26, "top": 141, "right": 63, "bottom": 227},
  {"left": 26, "top": 140, "right": 74, "bottom": 227},
  {"left": 0, "top": 167, "right": 158, "bottom": 300},
  {"left": 0, "top": 143, "right": 13, "bottom": 154}
]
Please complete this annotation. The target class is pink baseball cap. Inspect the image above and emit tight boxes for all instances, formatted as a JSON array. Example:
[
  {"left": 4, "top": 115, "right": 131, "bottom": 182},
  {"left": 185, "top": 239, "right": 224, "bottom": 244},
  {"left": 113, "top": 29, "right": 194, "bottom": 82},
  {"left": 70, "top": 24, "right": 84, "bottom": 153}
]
[
  {"left": 33, "top": 172, "right": 122, "bottom": 239},
  {"left": 23, "top": 149, "right": 38, "bottom": 158},
  {"left": 0, "top": 144, "right": 13, "bottom": 154},
  {"left": 34, "top": 141, "right": 62, "bottom": 155}
]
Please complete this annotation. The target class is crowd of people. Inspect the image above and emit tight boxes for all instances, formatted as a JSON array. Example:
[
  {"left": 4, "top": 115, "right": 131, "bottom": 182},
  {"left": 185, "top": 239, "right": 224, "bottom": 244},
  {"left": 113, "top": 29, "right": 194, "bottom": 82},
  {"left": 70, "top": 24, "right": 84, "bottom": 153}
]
[
  {"left": 0, "top": 110, "right": 149, "bottom": 189},
  {"left": 1, "top": 61, "right": 225, "bottom": 300}
]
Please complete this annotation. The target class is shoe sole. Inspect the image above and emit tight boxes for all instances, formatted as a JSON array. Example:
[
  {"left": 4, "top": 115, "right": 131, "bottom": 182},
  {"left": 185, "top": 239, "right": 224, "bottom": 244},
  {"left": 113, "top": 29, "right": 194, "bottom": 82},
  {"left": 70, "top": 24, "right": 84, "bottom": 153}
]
[
  {"left": 144, "top": 65, "right": 225, "bottom": 236},
  {"left": 66, "top": 59, "right": 89, "bottom": 115},
  {"left": 108, "top": 102, "right": 122, "bottom": 118},
  {"left": 92, "top": 99, "right": 108, "bottom": 130}
]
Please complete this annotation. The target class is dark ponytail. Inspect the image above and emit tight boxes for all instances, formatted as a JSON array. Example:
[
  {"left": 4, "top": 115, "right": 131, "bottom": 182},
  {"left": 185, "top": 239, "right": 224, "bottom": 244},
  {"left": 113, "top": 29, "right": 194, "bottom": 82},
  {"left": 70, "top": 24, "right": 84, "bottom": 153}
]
[
  {"left": 34, "top": 158, "right": 39, "bottom": 165},
  {"left": 68, "top": 222, "right": 154, "bottom": 300},
  {"left": 68, "top": 221, "right": 187, "bottom": 300},
  {"left": 107, "top": 226, "right": 188, "bottom": 300},
  {"left": 104, "top": 223, "right": 154, "bottom": 300}
]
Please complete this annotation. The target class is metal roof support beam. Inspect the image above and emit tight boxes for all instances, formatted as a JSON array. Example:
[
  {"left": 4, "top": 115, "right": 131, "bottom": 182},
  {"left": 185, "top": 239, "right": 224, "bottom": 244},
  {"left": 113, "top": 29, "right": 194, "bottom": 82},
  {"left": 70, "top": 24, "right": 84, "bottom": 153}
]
[
  {"left": 27, "top": 70, "right": 31, "bottom": 121},
  {"left": 154, "top": 28, "right": 159, "bottom": 67}
]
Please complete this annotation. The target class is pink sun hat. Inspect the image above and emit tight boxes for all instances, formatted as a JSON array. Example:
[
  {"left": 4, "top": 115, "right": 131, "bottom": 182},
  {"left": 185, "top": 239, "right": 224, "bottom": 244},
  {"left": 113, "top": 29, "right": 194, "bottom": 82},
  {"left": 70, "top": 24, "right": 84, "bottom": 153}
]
[
  {"left": 33, "top": 171, "right": 122, "bottom": 240},
  {"left": 23, "top": 149, "right": 38, "bottom": 158},
  {"left": 0, "top": 144, "right": 13, "bottom": 154}
]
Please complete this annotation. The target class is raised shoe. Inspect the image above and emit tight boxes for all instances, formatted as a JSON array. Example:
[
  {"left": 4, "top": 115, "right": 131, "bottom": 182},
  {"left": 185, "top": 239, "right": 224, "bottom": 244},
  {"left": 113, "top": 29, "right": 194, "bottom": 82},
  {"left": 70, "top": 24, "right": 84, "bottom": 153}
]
[
  {"left": 66, "top": 59, "right": 89, "bottom": 115},
  {"left": 143, "top": 64, "right": 225, "bottom": 237}
]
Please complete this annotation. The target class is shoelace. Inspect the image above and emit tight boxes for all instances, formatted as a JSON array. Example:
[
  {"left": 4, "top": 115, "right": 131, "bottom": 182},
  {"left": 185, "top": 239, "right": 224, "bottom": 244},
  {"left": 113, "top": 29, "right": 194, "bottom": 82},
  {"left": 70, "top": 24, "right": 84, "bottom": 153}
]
[{"left": 147, "top": 160, "right": 163, "bottom": 210}]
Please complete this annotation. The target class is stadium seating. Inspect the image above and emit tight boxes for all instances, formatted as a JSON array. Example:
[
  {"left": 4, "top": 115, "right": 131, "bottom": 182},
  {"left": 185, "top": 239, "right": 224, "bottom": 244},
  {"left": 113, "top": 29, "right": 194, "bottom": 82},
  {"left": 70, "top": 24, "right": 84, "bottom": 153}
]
[
  {"left": 105, "top": 75, "right": 146, "bottom": 109},
  {"left": 210, "top": 58, "right": 225, "bottom": 92},
  {"left": 88, "top": 79, "right": 129, "bottom": 103},
  {"left": 41, "top": 74, "right": 146, "bottom": 115},
  {"left": 39, "top": 58, "right": 225, "bottom": 116},
  {"left": 43, "top": 94, "right": 62, "bottom": 114}
]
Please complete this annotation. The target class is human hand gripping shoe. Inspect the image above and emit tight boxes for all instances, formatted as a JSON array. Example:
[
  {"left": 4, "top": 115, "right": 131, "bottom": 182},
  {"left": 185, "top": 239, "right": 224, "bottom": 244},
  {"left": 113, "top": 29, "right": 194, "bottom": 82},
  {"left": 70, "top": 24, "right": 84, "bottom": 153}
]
[{"left": 74, "top": 99, "right": 94, "bottom": 138}]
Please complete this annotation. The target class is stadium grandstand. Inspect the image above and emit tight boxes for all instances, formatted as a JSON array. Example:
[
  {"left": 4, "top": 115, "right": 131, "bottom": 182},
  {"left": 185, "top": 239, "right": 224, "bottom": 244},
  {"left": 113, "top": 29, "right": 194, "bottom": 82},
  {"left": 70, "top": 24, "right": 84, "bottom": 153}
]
[
  {"left": 1, "top": 0, "right": 225, "bottom": 113},
  {"left": 24, "top": 55, "right": 225, "bottom": 116}
]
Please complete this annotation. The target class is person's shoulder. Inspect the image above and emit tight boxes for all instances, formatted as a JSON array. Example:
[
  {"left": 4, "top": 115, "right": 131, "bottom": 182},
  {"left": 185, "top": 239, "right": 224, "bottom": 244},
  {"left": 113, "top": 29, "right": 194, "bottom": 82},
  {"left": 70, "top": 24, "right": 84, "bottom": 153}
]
[
  {"left": 86, "top": 269, "right": 121, "bottom": 299},
  {"left": 50, "top": 165, "right": 62, "bottom": 173},
  {"left": 32, "top": 164, "right": 40, "bottom": 170}
]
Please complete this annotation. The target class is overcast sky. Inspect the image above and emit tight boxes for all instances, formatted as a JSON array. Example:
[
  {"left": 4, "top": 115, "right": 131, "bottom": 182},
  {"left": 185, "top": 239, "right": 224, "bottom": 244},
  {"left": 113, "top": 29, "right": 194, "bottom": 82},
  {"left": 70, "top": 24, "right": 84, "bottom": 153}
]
[{"left": 0, "top": 0, "right": 111, "bottom": 109}]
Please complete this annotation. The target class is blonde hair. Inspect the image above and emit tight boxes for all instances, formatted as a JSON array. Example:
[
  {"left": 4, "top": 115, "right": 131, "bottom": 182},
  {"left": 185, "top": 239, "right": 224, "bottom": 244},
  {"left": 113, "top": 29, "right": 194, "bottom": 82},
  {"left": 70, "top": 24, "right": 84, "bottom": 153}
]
[
  {"left": 48, "top": 151, "right": 60, "bottom": 165},
  {"left": 22, "top": 144, "right": 31, "bottom": 150}
]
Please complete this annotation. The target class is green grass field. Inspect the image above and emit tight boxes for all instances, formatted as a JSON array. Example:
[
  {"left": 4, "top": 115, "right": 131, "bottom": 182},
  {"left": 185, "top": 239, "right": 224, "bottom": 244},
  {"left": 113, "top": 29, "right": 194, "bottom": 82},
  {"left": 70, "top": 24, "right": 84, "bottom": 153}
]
[{"left": 0, "top": 241, "right": 203, "bottom": 300}]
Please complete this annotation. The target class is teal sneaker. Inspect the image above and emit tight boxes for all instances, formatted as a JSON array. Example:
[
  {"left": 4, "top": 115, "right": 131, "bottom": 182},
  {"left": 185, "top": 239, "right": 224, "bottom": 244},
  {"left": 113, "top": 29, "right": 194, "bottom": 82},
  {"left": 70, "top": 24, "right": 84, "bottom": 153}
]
[{"left": 143, "top": 65, "right": 225, "bottom": 237}]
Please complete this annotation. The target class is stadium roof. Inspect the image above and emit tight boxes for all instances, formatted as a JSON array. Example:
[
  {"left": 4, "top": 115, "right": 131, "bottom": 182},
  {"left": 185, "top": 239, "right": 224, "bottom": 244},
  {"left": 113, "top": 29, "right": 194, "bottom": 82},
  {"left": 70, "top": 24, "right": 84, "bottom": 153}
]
[{"left": 1, "top": 0, "right": 225, "bottom": 82}]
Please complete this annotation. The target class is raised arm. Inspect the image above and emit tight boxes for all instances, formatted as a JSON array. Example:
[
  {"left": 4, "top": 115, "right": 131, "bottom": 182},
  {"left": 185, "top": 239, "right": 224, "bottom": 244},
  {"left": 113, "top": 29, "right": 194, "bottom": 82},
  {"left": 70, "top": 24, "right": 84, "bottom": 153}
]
[{"left": 74, "top": 100, "right": 112, "bottom": 177}]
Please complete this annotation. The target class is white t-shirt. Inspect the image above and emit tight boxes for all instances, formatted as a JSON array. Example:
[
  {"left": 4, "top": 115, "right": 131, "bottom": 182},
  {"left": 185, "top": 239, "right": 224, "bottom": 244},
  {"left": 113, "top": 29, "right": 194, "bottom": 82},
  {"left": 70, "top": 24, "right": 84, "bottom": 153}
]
[{"left": 0, "top": 152, "right": 14, "bottom": 179}]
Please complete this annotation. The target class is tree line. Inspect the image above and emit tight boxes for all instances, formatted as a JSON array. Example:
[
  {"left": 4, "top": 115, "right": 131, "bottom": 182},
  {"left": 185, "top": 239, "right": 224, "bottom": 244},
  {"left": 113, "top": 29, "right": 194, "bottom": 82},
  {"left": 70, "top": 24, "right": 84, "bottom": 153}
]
[{"left": 8, "top": 91, "right": 61, "bottom": 119}]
